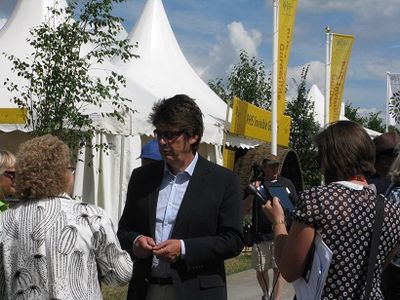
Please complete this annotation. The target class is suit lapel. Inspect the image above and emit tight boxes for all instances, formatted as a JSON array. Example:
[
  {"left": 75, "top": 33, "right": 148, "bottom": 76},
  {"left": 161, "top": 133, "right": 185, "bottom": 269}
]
[{"left": 172, "top": 156, "right": 210, "bottom": 235}]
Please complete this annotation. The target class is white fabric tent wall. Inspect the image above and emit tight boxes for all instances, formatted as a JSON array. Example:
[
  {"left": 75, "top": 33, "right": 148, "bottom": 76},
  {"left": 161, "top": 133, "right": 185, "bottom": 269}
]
[{"left": 73, "top": 134, "right": 142, "bottom": 225}]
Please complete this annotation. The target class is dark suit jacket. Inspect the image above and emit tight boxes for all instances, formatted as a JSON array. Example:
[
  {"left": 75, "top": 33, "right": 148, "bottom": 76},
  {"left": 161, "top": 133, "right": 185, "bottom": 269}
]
[{"left": 117, "top": 155, "right": 244, "bottom": 300}]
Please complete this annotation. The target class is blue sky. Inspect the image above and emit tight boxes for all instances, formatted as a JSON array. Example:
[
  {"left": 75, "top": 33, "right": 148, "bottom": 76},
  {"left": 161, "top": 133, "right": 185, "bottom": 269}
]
[{"left": 1, "top": 0, "right": 400, "bottom": 116}]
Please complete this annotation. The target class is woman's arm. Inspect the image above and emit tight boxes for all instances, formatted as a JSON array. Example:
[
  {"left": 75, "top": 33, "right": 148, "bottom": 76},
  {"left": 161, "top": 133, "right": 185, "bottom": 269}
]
[{"left": 263, "top": 197, "right": 314, "bottom": 282}]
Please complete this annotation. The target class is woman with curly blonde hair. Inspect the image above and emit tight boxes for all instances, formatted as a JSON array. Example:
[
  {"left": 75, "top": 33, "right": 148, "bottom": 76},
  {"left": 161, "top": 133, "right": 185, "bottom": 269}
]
[
  {"left": 0, "top": 134, "right": 133, "bottom": 300},
  {"left": 0, "top": 150, "right": 16, "bottom": 211}
]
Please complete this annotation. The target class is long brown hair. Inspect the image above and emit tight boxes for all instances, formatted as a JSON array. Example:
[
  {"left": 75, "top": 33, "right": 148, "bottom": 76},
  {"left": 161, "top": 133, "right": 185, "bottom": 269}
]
[{"left": 315, "top": 120, "right": 375, "bottom": 183}]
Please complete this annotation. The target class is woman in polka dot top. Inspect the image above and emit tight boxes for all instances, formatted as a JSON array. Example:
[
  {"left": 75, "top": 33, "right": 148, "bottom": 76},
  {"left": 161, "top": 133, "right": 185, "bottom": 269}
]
[{"left": 263, "top": 120, "right": 400, "bottom": 299}]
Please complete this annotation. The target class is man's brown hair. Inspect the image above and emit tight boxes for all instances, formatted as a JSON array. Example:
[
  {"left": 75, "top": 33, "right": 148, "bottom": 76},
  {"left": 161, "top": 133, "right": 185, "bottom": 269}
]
[{"left": 149, "top": 94, "right": 204, "bottom": 152}]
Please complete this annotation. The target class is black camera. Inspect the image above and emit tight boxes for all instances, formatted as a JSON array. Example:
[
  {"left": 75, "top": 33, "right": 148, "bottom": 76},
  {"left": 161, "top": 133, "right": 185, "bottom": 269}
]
[{"left": 250, "top": 162, "right": 264, "bottom": 182}]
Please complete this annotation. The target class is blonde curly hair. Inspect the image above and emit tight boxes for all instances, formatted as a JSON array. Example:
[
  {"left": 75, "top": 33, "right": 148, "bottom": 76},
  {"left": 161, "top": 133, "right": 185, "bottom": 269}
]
[
  {"left": 0, "top": 150, "right": 16, "bottom": 175},
  {"left": 15, "top": 134, "right": 71, "bottom": 200}
]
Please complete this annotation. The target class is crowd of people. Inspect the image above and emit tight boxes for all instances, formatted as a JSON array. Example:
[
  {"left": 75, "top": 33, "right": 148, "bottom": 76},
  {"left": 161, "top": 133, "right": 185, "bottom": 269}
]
[{"left": 1, "top": 94, "right": 400, "bottom": 300}]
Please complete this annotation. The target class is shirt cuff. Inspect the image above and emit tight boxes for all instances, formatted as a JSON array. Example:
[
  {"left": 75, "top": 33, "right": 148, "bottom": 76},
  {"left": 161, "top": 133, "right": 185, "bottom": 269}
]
[
  {"left": 133, "top": 234, "right": 142, "bottom": 252},
  {"left": 180, "top": 240, "right": 186, "bottom": 258}
]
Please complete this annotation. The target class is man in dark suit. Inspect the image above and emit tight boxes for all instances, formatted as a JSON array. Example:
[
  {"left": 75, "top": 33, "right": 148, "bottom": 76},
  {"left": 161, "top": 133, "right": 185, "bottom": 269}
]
[{"left": 118, "top": 94, "right": 244, "bottom": 300}]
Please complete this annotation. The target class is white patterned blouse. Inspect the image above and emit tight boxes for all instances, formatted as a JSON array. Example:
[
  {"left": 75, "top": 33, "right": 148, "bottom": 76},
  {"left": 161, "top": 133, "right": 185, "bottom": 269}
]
[{"left": 0, "top": 194, "right": 133, "bottom": 300}]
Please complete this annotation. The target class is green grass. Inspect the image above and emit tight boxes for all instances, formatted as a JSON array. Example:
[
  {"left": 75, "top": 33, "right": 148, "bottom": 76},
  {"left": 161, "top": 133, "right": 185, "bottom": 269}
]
[
  {"left": 225, "top": 252, "right": 252, "bottom": 275},
  {"left": 102, "top": 252, "right": 252, "bottom": 300}
]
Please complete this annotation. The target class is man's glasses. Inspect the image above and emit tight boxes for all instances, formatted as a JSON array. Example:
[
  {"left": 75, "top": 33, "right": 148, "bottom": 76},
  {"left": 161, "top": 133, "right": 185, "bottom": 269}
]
[
  {"left": 153, "top": 129, "right": 184, "bottom": 142},
  {"left": 2, "top": 171, "right": 15, "bottom": 180}
]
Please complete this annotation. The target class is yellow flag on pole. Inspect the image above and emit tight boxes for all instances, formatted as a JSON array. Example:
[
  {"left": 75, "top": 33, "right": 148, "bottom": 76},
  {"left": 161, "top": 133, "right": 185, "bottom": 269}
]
[
  {"left": 278, "top": 0, "right": 298, "bottom": 118},
  {"left": 329, "top": 33, "right": 354, "bottom": 122}
]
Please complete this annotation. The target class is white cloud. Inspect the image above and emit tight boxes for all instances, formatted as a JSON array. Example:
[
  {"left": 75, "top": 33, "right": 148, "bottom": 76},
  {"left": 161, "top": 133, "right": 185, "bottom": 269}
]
[
  {"left": 227, "top": 21, "right": 262, "bottom": 57},
  {"left": 198, "top": 21, "right": 263, "bottom": 81}
]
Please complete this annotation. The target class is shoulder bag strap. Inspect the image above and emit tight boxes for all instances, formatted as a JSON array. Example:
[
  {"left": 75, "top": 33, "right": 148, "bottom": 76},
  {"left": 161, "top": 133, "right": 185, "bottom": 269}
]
[{"left": 364, "top": 194, "right": 385, "bottom": 299}]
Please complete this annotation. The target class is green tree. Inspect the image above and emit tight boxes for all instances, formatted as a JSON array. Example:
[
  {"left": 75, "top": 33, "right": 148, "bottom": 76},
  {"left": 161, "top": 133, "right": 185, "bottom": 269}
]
[
  {"left": 345, "top": 103, "right": 366, "bottom": 125},
  {"left": 286, "top": 66, "right": 321, "bottom": 187},
  {"left": 365, "top": 112, "right": 385, "bottom": 133},
  {"left": 208, "top": 77, "right": 230, "bottom": 103},
  {"left": 345, "top": 103, "right": 385, "bottom": 133},
  {"left": 4, "top": 0, "right": 136, "bottom": 153},
  {"left": 209, "top": 50, "right": 271, "bottom": 108}
]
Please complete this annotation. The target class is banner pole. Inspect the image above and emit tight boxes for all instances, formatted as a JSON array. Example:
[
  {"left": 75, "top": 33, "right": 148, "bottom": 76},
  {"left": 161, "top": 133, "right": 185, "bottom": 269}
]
[
  {"left": 222, "top": 97, "right": 231, "bottom": 165},
  {"left": 386, "top": 72, "right": 390, "bottom": 132},
  {"left": 271, "top": 0, "right": 279, "bottom": 155},
  {"left": 324, "top": 26, "right": 331, "bottom": 127}
]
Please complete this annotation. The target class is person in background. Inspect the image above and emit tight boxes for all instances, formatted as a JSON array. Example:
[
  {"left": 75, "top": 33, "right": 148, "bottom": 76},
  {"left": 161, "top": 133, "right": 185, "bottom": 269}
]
[
  {"left": 140, "top": 139, "right": 163, "bottom": 165},
  {"left": 0, "top": 150, "right": 16, "bottom": 211},
  {"left": 263, "top": 120, "right": 400, "bottom": 299},
  {"left": 0, "top": 134, "right": 133, "bottom": 300},
  {"left": 369, "top": 131, "right": 400, "bottom": 194},
  {"left": 118, "top": 94, "right": 243, "bottom": 300},
  {"left": 381, "top": 148, "right": 400, "bottom": 299},
  {"left": 244, "top": 155, "right": 297, "bottom": 300}
]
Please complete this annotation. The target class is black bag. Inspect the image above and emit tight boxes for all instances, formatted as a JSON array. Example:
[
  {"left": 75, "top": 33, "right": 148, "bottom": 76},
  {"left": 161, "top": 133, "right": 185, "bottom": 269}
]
[{"left": 243, "top": 222, "right": 255, "bottom": 247}]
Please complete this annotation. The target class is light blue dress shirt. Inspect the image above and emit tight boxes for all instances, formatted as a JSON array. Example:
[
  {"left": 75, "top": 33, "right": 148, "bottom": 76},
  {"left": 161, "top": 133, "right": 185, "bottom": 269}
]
[{"left": 151, "top": 153, "right": 198, "bottom": 278}]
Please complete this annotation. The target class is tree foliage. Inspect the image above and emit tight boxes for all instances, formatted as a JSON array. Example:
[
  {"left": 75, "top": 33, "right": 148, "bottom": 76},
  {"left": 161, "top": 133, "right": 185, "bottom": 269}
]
[
  {"left": 345, "top": 103, "right": 385, "bottom": 133},
  {"left": 209, "top": 50, "right": 271, "bottom": 109},
  {"left": 3, "top": 0, "right": 136, "bottom": 153},
  {"left": 286, "top": 66, "right": 321, "bottom": 187}
]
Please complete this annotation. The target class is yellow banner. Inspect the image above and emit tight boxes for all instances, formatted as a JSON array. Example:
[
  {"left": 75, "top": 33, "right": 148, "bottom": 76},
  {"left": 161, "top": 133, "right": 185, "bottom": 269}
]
[
  {"left": 329, "top": 33, "right": 354, "bottom": 122},
  {"left": 223, "top": 148, "right": 235, "bottom": 170},
  {"left": 278, "top": 0, "right": 298, "bottom": 117},
  {"left": 0, "top": 108, "right": 27, "bottom": 124},
  {"left": 230, "top": 97, "right": 291, "bottom": 147}
]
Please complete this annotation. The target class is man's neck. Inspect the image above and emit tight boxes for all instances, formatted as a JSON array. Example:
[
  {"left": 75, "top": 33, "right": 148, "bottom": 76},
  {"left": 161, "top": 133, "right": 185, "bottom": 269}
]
[{"left": 168, "top": 153, "right": 196, "bottom": 175}]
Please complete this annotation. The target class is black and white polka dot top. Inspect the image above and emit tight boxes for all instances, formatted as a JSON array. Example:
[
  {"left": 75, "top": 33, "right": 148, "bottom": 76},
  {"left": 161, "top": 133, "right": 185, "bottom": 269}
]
[{"left": 293, "top": 182, "right": 400, "bottom": 300}]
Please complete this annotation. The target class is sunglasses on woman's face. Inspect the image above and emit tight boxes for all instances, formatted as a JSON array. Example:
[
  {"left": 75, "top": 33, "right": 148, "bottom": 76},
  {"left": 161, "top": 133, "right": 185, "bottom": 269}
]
[{"left": 2, "top": 171, "right": 15, "bottom": 180}]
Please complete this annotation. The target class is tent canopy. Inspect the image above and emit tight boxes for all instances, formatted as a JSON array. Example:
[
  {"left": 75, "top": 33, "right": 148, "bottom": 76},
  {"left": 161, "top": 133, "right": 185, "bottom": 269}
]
[{"left": 113, "top": 0, "right": 229, "bottom": 145}]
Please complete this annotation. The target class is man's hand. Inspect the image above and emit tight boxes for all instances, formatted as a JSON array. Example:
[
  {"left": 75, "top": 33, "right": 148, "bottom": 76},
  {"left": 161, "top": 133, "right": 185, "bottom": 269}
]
[
  {"left": 133, "top": 235, "right": 156, "bottom": 258},
  {"left": 152, "top": 239, "right": 181, "bottom": 263}
]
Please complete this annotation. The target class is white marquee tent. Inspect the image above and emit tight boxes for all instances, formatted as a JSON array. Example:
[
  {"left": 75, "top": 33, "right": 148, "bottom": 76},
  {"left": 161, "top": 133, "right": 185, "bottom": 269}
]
[
  {"left": 113, "top": 0, "right": 260, "bottom": 149},
  {"left": 307, "top": 84, "right": 381, "bottom": 138},
  {"left": 0, "top": 0, "right": 164, "bottom": 224},
  {"left": 0, "top": 0, "right": 260, "bottom": 225}
]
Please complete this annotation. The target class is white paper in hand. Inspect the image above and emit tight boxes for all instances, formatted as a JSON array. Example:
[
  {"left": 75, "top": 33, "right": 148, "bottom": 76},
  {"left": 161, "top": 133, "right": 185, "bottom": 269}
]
[{"left": 292, "top": 233, "right": 333, "bottom": 300}]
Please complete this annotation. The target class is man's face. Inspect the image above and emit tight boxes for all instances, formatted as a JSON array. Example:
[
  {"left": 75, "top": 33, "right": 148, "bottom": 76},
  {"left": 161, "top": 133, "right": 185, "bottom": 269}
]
[
  {"left": 263, "top": 163, "right": 280, "bottom": 181},
  {"left": 155, "top": 127, "right": 198, "bottom": 166}
]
